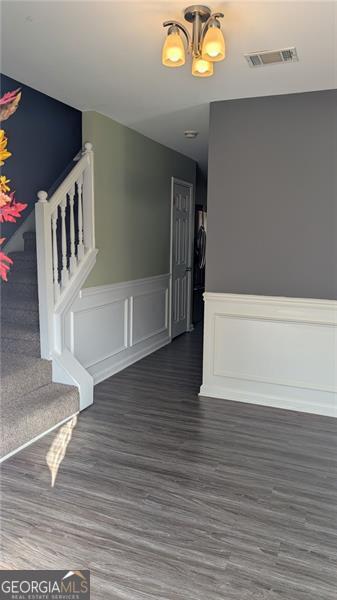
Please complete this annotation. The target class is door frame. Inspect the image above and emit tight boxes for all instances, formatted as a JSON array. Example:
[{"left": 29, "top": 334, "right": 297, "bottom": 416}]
[{"left": 169, "top": 177, "right": 194, "bottom": 339}]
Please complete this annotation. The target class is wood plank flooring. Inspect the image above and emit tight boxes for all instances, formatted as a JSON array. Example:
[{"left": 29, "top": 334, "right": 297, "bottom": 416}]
[{"left": 1, "top": 326, "right": 337, "bottom": 599}]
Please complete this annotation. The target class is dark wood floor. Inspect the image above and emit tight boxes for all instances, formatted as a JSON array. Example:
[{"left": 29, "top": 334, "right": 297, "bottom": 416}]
[{"left": 1, "top": 326, "right": 337, "bottom": 599}]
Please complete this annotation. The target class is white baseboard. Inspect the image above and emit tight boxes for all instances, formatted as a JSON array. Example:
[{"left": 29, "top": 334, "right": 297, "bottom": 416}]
[
  {"left": 69, "top": 274, "right": 171, "bottom": 385},
  {"left": 200, "top": 292, "right": 337, "bottom": 417},
  {"left": 91, "top": 335, "right": 171, "bottom": 384}
]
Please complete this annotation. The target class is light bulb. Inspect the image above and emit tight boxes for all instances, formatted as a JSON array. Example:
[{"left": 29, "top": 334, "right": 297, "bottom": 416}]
[
  {"left": 162, "top": 30, "right": 185, "bottom": 68},
  {"left": 202, "top": 25, "right": 225, "bottom": 62},
  {"left": 192, "top": 57, "right": 214, "bottom": 77}
]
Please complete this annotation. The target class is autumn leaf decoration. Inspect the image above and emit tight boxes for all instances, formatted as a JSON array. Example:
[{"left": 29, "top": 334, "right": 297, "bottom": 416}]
[
  {"left": 0, "top": 192, "right": 27, "bottom": 223},
  {"left": 0, "top": 239, "right": 13, "bottom": 281},
  {"left": 0, "top": 88, "right": 22, "bottom": 122},
  {"left": 0, "top": 88, "right": 27, "bottom": 281}
]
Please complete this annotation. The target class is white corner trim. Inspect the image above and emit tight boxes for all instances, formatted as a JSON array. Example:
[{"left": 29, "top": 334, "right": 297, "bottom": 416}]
[
  {"left": 203, "top": 292, "right": 337, "bottom": 325},
  {"left": 204, "top": 292, "right": 337, "bottom": 306},
  {"left": 48, "top": 248, "right": 98, "bottom": 411},
  {"left": 55, "top": 248, "right": 98, "bottom": 315},
  {"left": 52, "top": 348, "right": 94, "bottom": 410},
  {"left": 201, "top": 292, "right": 337, "bottom": 417},
  {"left": 80, "top": 273, "right": 170, "bottom": 298},
  {"left": 70, "top": 273, "right": 171, "bottom": 385}
]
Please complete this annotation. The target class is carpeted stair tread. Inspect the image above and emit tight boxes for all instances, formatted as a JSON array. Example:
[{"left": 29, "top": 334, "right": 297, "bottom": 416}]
[
  {"left": 1, "top": 351, "right": 52, "bottom": 402},
  {"left": 1, "top": 320, "right": 40, "bottom": 355},
  {"left": 1, "top": 230, "right": 81, "bottom": 460},
  {"left": 23, "top": 231, "right": 36, "bottom": 241},
  {"left": 1, "top": 382, "right": 80, "bottom": 459},
  {"left": 3, "top": 276, "right": 37, "bottom": 288},
  {"left": 3, "top": 253, "right": 37, "bottom": 283},
  {"left": 9, "top": 260, "right": 37, "bottom": 275},
  {"left": 1, "top": 320, "right": 39, "bottom": 340},
  {"left": 7, "top": 250, "right": 37, "bottom": 264},
  {"left": 1, "top": 335, "right": 40, "bottom": 357},
  {"left": 23, "top": 231, "right": 36, "bottom": 252},
  {"left": 5, "top": 258, "right": 37, "bottom": 274},
  {"left": 1, "top": 294, "right": 39, "bottom": 312},
  {"left": 1, "top": 306, "right": 39, "bottom": 327},
  {"left": 7, "top": 271, "right": 37, "bottom": 287},
  {"left": 2, "top": 302, "right": 39, "bottom": 327},
  {"left": 2, "top": 279, "right": 38, "bottom": 299}
]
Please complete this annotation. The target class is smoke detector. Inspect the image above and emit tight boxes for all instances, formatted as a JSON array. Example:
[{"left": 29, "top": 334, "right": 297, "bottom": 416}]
[
  {"left": 184, "top": 130, "right": 199, "bottom": 139},
  {"left": 245, "top": 47, "right": 299, "bottom": 67}
]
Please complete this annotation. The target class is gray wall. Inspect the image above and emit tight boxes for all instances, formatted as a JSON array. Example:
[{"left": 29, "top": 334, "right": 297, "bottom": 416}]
[
  {"left": 206, "top": 90, "right": 337, "bottom": 300},
  {"left": 83, "top": 111, "right": 196, "bottom": 288}
]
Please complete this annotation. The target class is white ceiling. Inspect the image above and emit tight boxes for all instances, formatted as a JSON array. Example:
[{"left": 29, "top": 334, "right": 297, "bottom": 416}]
[{"left": 2, "top": 1, "right": 337, "bottom": 172}]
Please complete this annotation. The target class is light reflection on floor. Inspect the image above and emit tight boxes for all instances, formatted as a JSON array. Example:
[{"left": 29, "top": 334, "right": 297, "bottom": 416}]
[{"left": 46, "top": 416, "right": 77, "bottom": 487}]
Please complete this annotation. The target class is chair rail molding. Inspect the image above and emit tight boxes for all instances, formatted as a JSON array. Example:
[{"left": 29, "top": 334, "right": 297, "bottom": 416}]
[
  {"left": 68, "top": 274, "right": 171, "bottom": 384},
  {"left": 35, "top": 142, "right": 98, "bottom": 409},
  {"left": 200, "top": 292, "right": 337, "bottom": 417}
]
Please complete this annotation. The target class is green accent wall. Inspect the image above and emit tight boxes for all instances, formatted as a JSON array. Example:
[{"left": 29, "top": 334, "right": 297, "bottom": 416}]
[{"left": 82, "top": 111, "right": 196, "bottom": 288}]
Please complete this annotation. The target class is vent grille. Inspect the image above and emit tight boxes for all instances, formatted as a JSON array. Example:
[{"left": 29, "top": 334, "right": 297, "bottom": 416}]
[{"left": 245, "top": 47, "right": 299, "bottom": 67}]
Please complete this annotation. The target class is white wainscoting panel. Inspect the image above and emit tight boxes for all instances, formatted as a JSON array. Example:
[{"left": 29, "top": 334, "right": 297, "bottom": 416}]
[
  {"left": 72, "top": 299, "right": 128, "bottom": 367},
  {"left": 131, "top": 289, "right": 168, "bottom": 346},
  {"left": 70, "top": 274, "right": 170, "bottom": 384},
  {"left": 200, "top": 293, "right": 337, "bottom": 417}
]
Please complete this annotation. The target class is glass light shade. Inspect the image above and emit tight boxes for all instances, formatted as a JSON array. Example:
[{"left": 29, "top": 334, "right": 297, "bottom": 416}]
[
  {"left": 192, "top": 56, "right": 214, "bottom": 77},
  {"left": 202, "top": 26, "right": 225, "bottom": 62},
  {"left": 162, "top": 31, "right": 185, "bottom": 67}
]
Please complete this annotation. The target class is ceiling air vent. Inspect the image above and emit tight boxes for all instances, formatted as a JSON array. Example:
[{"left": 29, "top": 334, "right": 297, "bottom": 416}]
[{"left": 245, "top": 47, "right": 299, "bottom": 67}]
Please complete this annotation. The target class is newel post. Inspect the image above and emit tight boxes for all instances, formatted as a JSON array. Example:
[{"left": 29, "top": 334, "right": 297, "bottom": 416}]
[
  {"left": 35, "top": 191, "right": 54, "bottom": 359},
  {"left": 82, "top": 142, "right": 95, "bottom": 251}
]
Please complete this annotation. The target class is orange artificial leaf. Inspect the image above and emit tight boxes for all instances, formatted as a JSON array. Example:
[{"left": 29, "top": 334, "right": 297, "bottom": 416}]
[
  {"left": 0, "top": 88, "right": 25, "bottom": 280},
  {"left": 0, "top": 88, "right": 21, "bottom": 106},
  {"left": 0, "top": 251, "right": 13, "bottom": 281},
  {"left": 0, "top": 199, "right": 27, "bottom": 223},
  {"left": 0, "top": 89, "right": 22, "bottom": 122},
  {"left": 0, "top": 191, "right": 12, "bottom": 208}
]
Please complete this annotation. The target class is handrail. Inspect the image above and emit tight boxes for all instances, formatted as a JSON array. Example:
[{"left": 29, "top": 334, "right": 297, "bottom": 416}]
[
  {"left": 35, "top": 142, "right": 95, "bottom": 359},
  {"left": 44, "top": 153, "right": 90, "bottom": 214}
]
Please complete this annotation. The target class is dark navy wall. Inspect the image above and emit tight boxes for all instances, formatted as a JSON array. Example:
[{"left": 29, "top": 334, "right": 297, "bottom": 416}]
[{"left": 0, "top": 74, "right": 82, "bottom": 239}]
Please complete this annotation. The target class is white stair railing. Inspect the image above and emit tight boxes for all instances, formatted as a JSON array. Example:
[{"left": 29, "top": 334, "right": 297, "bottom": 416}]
[{"left": 35, "top": 142, "right": 95, "bottom": 361}]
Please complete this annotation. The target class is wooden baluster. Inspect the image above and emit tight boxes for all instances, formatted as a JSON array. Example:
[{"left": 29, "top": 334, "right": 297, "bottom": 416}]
[
  {"left": 68, "top": 185, "right": 77, "bottom": 275},
  {"left": 77, "top": 174, "right": 84, "bottom": 261},
  {"left": 52, "top": 207, "right": 60, "bottom": 302},
  {"left": 60, "top": 196, "right": 69, "bottom": 288}
]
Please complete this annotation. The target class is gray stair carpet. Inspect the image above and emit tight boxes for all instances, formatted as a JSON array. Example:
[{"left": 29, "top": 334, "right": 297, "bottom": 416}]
[{"left": 0, "top": 231, "right": 79, "bottom": 459}]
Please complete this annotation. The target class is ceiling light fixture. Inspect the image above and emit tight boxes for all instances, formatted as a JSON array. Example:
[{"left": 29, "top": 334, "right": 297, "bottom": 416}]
[{"left": 162, "top": 5, "right": 225, "bottom": 78}]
